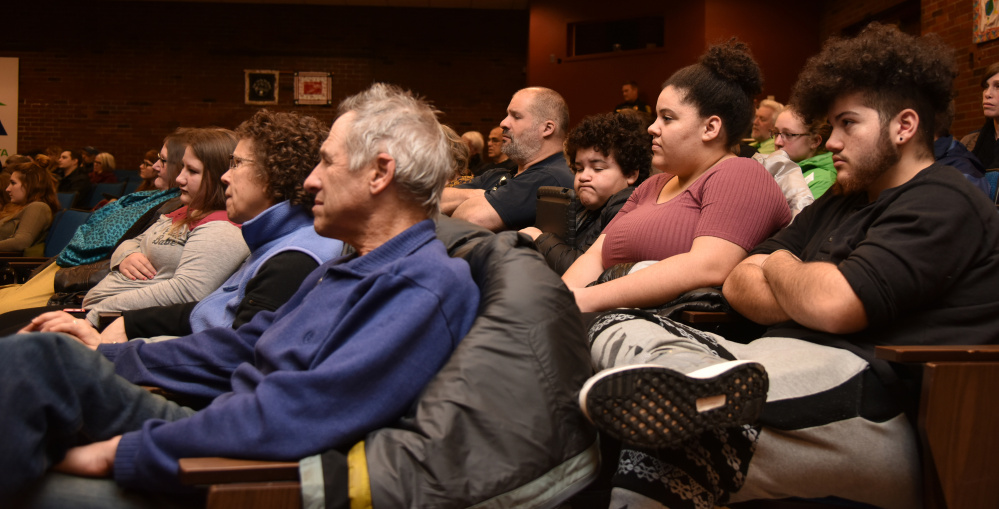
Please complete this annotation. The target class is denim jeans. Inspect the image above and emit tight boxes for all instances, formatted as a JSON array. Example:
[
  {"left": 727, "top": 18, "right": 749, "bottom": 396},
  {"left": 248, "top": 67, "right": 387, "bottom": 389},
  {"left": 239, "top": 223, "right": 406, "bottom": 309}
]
[{"left": 0, "top": 333, "right": 196, "bottom": 502}]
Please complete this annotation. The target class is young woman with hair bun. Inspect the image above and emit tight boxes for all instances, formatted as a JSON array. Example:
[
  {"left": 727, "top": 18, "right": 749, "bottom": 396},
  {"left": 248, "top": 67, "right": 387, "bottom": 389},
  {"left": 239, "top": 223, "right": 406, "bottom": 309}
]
[{"left": 562, "top": 40, "right": 791, "bottom": 313}]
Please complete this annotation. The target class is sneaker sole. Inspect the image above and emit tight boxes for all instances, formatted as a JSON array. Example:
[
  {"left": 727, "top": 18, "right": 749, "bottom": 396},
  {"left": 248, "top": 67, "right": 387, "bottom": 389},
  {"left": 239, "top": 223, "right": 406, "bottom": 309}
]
[{"left": 579, "top": 361, "right": 768, "bottom": 449}]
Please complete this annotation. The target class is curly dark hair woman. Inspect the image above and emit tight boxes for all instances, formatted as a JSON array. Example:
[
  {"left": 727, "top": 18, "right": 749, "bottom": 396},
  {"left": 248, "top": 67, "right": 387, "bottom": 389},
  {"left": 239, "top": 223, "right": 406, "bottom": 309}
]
[{"left": 234, "top": 109, "right": 329, "bottom": 210}]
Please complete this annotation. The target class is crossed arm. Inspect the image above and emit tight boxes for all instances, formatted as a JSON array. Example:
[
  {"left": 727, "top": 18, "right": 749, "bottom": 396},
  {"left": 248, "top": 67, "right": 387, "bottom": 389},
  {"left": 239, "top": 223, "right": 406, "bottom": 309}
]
[
  {"left": 563, "top": 234, "right": 749, "bottom": 313},
  {"left": 722, "top": 250, "right": 868, "bottom": 334},
  {"left": 441, "top": 188, "right": 506, "bottom": 231}
]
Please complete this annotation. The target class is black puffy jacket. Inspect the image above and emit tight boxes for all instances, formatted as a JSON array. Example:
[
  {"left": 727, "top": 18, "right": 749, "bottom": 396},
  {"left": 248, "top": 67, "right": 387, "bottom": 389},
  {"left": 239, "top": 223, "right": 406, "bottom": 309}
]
[{"left": 309, "top": 216, "right": 599, "bottom": 508}]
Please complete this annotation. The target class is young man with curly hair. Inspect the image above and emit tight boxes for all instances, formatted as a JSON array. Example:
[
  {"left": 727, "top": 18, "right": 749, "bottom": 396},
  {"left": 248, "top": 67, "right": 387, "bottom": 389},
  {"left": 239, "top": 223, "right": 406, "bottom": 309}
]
[{"left": 580, "top": 24, "right": 999, "bottom": 508}]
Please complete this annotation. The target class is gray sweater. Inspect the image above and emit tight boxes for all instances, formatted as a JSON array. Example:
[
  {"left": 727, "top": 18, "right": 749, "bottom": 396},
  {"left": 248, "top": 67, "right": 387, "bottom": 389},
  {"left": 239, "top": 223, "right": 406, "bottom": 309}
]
[
  {"left": 0, "top": 202, "right": 53, "bottom": 253},
  {"left": 82, "top": 213, "right": 249, "bottom": 325}
]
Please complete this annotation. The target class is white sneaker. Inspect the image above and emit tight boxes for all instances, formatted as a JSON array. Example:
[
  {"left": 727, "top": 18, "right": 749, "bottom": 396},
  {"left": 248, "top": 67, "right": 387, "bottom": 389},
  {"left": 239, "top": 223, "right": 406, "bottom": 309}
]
[{"left": 578, "top": 360, "right": 768, "bottom": 449}]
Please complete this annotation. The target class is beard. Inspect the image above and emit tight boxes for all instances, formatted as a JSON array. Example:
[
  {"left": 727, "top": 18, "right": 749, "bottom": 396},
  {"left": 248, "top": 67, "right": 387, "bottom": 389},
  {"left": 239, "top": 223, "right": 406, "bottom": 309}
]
[
  {"left": 502, "top": 127, "right": 544, "bottom": 165},
  {"left": 831, "top": 129, "right": 900, "bottom": 196}
]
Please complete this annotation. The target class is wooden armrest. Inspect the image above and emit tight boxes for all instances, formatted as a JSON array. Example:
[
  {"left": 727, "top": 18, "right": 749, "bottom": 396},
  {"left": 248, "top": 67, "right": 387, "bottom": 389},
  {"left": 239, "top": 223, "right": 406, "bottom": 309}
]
[
  {"left": 679, "top": 310, "right": 735, "bottom": 324},
  {"left": 97, "top": 311, "right": 122, "bottom": 330},
  {"left": 874, "top": 344, "right": 999, "bottom": 363},
  {"left": 0, "top": 257, "right": 49, "bottom": 264},
  {"left": 178, "top": 457, "right": 300, "bottom": 485}
]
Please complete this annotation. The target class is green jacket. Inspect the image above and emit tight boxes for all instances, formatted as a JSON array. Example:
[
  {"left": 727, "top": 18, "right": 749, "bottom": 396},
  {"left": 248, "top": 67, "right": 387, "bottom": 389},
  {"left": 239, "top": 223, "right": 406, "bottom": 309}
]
[{"left": 800, "top": 152, "right": 837, "bottom": 199}]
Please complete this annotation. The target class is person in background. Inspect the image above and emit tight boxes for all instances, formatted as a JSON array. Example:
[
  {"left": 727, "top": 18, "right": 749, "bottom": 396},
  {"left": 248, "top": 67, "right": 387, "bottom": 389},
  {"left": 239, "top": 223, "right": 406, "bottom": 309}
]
[
  {"left": 81, "top": 146, "right": 99, "bottom": 173},
  {"left": 55, "top": 149, "right": 91, "bottom": 208},
  {"left": 935, "top": 101, "right": 989, "bottom": 196},
  {"left": 773, "top": 106, "right": 837, "bottom": 199},
  {"left": 461, "top": 130, "right": 485, "bottom": 172},
  {"left": 477, "top": 126, "right": 517, "bottom": 176},
  {"left": 0, "top": 162, "right": 60, "bottom": 255},
  {"left": 963, "top": 62, "right": 999, "bottom": 169},
  {"left": 135, "top": 150, "right": 160, "bottom": 192},
  {"left": 522, "top": 112, "right": 651, "bottom": 275},
  {"left": 615, "top": 80, "right": 652, "bottom": 114},
  {"left": 748, "top": 99, "right": 783, "bottom": 155},
  {"left": 90, "top": 152, "right": 118, "bottom": 184}
]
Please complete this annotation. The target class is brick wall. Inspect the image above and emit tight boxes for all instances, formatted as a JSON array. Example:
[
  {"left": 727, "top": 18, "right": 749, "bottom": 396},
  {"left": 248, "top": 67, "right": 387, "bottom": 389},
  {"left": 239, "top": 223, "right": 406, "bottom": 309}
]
[{"left": 3, "top": 1, "right": 527, "bottom": 169}]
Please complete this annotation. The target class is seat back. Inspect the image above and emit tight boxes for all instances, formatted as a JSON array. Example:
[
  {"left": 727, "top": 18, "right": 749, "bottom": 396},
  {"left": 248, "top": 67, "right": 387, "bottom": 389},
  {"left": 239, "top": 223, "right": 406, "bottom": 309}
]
[
  {"left": 534, "top": 186, "right": 578, "bottom": 241},
  {"left": 43, "top": 209, "right": 92, "bottom": 258},
  {"left": 985, "top": 170, "right": 999, "bottom": 203},
  {"left": 86, "top": 182, "right": 127, "bottom": 209},
  {"left": 56, "top": 192, "right": 76, "bottom": 211},
  {"left": 358, "top": 218, "right": 598, "bottom": 508}
]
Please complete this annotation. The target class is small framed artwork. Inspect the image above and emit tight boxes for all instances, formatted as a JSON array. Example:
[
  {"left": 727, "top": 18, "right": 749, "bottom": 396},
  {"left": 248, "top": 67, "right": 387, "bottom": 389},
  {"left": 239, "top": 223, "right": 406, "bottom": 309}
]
[
  {"left": 974, "top": 0, "right": 999, "bottom": 44},
  {"left": 294, "top": 72, "right": 333, "bottom": 106},
  {"left": 245, "top": 70, "right": 280, "bottom": 105}
]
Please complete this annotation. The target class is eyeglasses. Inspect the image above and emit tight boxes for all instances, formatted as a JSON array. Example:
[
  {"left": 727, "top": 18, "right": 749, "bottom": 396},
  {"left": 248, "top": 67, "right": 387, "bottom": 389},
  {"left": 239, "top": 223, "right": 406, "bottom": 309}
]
[
  {"left": 157, "top": 155, "right": 168, "bottom": 164},
  {"left": 770, "top": 130, "right": 808, "bottom": 142},
  {"left": 229, "top": 154, "right": 255, "bottom": 170},
  {"left": 141, "top": 160, "right": 154, "bottom": 167}
]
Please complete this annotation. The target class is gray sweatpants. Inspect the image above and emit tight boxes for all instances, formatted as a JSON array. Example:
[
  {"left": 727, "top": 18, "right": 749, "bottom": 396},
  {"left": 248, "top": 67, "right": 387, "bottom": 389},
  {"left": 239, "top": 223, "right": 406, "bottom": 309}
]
[{"left": 588, "top": 310, "right": 921, "bottom": 509}]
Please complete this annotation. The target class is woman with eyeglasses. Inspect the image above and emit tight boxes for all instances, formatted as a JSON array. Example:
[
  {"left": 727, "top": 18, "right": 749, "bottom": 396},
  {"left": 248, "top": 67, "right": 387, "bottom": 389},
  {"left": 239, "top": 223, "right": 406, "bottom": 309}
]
[
  {"left": 135, "top": 149, "right": 160, "bottom": 192},
  {"left": 90, "top": 152, "right": 118, "bottom": 184},
  {"left": 773, "top": 106, "right": 836, "bottom": 199},
  {"left": 71, "top": 127, "right": 249, "bottom": 326}
]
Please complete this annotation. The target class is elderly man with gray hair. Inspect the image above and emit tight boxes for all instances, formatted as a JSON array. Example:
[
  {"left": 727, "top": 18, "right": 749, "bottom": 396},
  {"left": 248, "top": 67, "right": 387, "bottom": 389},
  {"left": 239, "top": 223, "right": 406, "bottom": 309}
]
[
  {"left": 750, "top": 98, "right": 784, "bottom": 154},
  {"left": 0, "top": 83, "right": 480, "bottom": 506}
]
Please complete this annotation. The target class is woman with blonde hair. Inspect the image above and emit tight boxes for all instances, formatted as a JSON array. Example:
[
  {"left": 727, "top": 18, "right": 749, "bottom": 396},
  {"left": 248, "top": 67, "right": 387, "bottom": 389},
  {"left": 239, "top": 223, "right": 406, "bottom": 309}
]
[
  {"left": 90, "top": 152, "right": 118, "bottom": 184},
  {"left": 0, "top": 162, "right": 60, "bottom": 255}
]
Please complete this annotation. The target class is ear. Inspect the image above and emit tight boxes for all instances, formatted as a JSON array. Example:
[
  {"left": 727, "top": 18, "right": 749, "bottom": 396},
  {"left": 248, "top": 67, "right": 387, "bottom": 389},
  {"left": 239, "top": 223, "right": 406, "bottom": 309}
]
[
  {"left": 625, "top": 170, "right": 639, "bottom": 186},
  {"left": 370, "top": 153, "right": 396, "bottom": 195},
  {"left": 701, "top": 115, "right": 723, "bottom": 142},
  {"left": 893, "top": 108, "right": 920, "bottom": 146},
  {"left": 807, "top": 133, "right": 823, "bottom": 152},
  {"left": 540, "top": 120, "right": 556, "bottom": 138}
]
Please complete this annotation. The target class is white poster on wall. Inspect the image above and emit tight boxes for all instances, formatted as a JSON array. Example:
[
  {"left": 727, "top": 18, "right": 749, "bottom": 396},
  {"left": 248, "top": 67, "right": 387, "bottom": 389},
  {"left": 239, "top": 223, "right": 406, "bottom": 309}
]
[{"left": 0, "top": 58, "right": 18, "bottom": 166}]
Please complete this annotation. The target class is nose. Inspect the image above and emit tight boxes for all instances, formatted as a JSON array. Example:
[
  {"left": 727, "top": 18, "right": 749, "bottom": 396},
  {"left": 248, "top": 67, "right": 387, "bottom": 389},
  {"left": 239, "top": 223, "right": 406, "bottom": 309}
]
[
  {"left": 774, "top": 136, "right": 785, "bottom": 150},
  {"left": 221, "top": 169, "right": 232, "bottom": 186},
  {"left": 825, "top": 131, "right": 842, "bottom": 153},
  {"left": 304, "top": 166, "right": 321, "bottom": 194}
]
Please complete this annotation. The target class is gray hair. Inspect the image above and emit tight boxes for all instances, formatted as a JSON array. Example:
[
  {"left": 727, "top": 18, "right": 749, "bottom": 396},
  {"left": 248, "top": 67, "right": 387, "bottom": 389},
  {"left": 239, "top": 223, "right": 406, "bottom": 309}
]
[
  {"left": 339, "top": 83, "right": 453, "bottom": 215},
  {"left": 758, "top": 99, "right": 784, "bottom": 121}
]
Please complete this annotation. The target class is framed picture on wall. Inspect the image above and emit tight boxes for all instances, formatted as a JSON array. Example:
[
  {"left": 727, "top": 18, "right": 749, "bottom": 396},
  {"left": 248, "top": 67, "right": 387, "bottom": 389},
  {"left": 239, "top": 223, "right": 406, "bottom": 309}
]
[
  {"left": 294, "top": 72, "right": 333, "bottom": 106},
  {"left": 974, "top": 0, "right": 999, "bottom": 44},
  {"left": 245, "top": 70, "right": 280, "bottom": 105}
]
